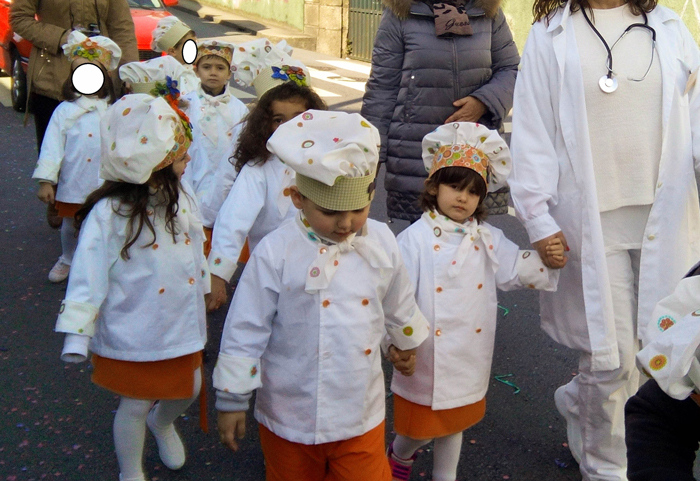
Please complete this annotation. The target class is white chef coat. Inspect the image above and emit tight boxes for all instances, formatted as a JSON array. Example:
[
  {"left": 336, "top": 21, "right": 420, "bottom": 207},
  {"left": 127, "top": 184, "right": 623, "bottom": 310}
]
[
  {"left": 182, "top": 84, "right": 247, "bottom": 205},
  {"left": 55, "top": 183, "right": 210, "bottom": 362},
  {"left": 392, "top": 214, "right": 559, "bottom": 410},
  {"left": 213, "top": 217, "right": 430, "bottom": 444},
  {"left": 208, "top": 155, "right": 296, "bottom": 281},
  {"left": 32, "top": 96, "right": 108, "bottom": 203}
]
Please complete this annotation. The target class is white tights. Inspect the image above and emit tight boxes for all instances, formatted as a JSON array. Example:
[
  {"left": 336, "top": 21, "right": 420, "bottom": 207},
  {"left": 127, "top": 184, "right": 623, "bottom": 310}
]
[
  {"left": 59, "top": 218, "right": 78, "bottom": 265},
  {"left": 393, "top": 431, "right": 463, "bottom": 481},
  {"left": 113, "top": 367, "right": 201, "bottom": 480}
]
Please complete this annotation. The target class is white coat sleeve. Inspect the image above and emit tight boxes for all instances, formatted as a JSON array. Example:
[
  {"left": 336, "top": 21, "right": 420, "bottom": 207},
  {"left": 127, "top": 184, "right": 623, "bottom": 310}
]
[
  {"left": 55, "top": 202, "right": 119, "bottom": 340},
  {"left": 381, "top": 231, "right": 430, "bottom": 351},
  {"left": 212, "top": 238, "right": 279, "bottom": 396},
  {"left": 492, "top": 227, "right": 560, "bottom": 292},
  {"left": 209, "top": 164, "right": 266, "bottom": 282},
  {"left": 32, "top": 105, "right": 67, "bottom": 184},
  {"left": 508, "top": 24, "right": 563, "bottom": 243}
]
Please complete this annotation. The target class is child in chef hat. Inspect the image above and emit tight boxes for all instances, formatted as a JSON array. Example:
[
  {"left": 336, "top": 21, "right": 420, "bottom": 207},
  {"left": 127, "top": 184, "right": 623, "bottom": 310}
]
[
  {"left": 150, "top": 16, "right": 199, "bottom": 93},
  {"left": 213, "top": 110, "right": 429, "bottom": 480},
  {"left": 55, "top": 93, "right": 209, "bottom": 481},
  {"left": 386, "top": 122, "right": 564, "bottom": 481}
]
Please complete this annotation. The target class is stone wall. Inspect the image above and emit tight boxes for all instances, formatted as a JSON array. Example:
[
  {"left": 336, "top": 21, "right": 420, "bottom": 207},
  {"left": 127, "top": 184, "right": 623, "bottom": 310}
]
[{"left": 304, "top": 0, "right": 349, "bottom": 56}]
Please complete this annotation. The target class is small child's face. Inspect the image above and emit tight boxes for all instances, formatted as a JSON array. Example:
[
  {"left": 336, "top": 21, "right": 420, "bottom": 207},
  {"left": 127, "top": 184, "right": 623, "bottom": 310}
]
[
  {"left": 290, "top": 186, "right": 370, "bottom": 243},
  {"left": 168, "top": 32, "right": 197, "bottom": 64},
  {"left": 430, "top": 181, "right": 481, "bottom": 223},
  {"left": 171, "top": 150, "right": 191, "bottom": 180},
  {"left": 194, "top": 56, "right": 231, "bottom": 94},
  {"left": 270, "top": 98, "right": 308, "bottom": 133}
]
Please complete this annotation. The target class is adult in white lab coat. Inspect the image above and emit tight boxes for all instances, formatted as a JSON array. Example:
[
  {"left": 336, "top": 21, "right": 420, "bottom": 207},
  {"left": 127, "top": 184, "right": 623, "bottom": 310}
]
[{"left": 509, "top": 0, "right": 700, "bottom": 479}]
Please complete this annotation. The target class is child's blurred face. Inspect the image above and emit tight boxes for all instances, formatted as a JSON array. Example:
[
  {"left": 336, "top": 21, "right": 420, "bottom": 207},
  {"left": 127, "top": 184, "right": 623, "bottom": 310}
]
[
  {"left": 171, "top": 150, "right": 191, "bottom": 180},
  {"left": 270, "top": 98, "right": 307, "bottom": 133},
  {"left": 194, "top": 56, "right": 231, "bottom": 94},
  {"left": 290, "top": 186, "right": 370, "bottom": 243},
  {"left": 430, "top": 179, "right": 481, "bottom": 223},
  {"left": 168, "top": 32, "right": 196, "bottom": 64}
]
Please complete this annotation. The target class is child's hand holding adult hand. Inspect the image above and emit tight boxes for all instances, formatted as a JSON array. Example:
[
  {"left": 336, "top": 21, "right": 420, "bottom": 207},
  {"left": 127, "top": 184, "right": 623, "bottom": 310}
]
[
  {"left": 388, "top": 345, "right": 417, "bottom": 376},
  {"left": 533, "top": 231, "right": 568, "bottom": 268},
  {"left": 545, "top": 237, "right": 568, "bottom": 269},
  {"left": 37, "top": 182, "right": 55, "bottom": 204},
  {"left": 218, "top": 411, "right": 246, "bottom": 452}
]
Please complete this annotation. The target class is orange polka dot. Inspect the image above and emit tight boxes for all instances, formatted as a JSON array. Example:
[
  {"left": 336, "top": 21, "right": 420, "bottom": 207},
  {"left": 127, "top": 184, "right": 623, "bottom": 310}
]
[
  {"left": 188, "top": 278, "right": 195, "bottom": 285},
  {"left": 489, "top": 245, "right": 493, "bottom": 250},
  {"left": 185, "top": 239, "right": 191, "bottom": 245},
  {"left": 283, "top": 188, "right": 291, "bottom": 197},
  {"left": 364, "top": 349, "right": 372, "bottom": 355},
  {"left": 434, "top": 245, "right": 440, "bottom": 251},
  {"left": 152, "top": 244, "right": 159, "bottom": 250},
  {"left": 88, "top": 133, "right": 93, "bottom": 137},
  {"left": 435, "top": 329, "right": 442, "bottom": 336},
  {"left": 87, "top": 158, "right": 91, "bottom": 162},
  {"left": 476, "top": 328, "right": 482, "bottom": 333},
  {"left": 333, "top": 260, "right": 338, "bottom": 266},
  {"left": 307, "top": 159, "right": 313, "bottom": 164},
  {"left": 540, "top": 268, "right": 544, "bottom": 272},
  {"left": 322, "top": 300, "right": 330, "bottom": 307},
  {"left": 362, "top": 299, "right": 369, "bottom": 306},
  {"left": 436, "top": 287, "right": 443, "bottom": 293},
  {"left": 528, "top": 284, "right": 535, "bottom": 289},
  {"left": 159, "top": 288, "right": 165, "bottom": 294},
  {"left": 452, "top": 260, "right": 456, "bottom": 265},
  {"left": 474, "top": 246, "right": 479, "bottom": 250},
  {"left": 477, "top": 284, "right": 483, "bottom": 289}
]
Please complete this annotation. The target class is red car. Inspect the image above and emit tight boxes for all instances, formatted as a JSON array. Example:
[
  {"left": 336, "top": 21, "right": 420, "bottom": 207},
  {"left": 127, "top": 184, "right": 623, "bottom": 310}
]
[{"left": 0, "top": 0, "right": 178, "bottom": 112}]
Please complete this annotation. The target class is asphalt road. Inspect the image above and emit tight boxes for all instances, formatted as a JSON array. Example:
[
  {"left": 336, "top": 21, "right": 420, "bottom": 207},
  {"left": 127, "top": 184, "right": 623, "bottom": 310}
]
[{"left": 0, "top": 9, "right": 589, "bottom": 481}]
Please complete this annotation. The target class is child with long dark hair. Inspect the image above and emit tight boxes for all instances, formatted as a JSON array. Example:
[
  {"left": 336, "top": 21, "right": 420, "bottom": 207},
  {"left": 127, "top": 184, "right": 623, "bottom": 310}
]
[
  {"left": 205, "top": 43, "right": 326, "bottom": 309},
  {"left": 32, "top": 32, "right": 120, "bottom": 283},
  {"left": 387, "top": 122, "right": 565, "bottom": 481},
  {"left": 56, "top": 94, "right": 209, "bottom": 481}
]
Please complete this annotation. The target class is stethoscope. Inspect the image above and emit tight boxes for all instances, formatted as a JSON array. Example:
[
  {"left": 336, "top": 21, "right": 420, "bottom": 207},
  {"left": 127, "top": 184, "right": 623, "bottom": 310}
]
[{"left": 581, "top": 7, "right": 657, "bottom": 93}]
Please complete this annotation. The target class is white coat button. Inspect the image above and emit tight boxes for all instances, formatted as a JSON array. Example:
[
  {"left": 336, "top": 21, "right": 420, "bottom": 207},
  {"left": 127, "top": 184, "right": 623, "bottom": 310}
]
[
  {"left": 648, "top": 235, "right": 655, "bottom": 241},
  {"left": 321, "top": 351, "right": 331, "bottom": 360}
]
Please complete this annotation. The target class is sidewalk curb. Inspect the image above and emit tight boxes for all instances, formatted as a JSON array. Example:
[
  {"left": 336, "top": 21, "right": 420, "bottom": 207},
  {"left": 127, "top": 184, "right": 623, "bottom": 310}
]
[{"left": 170, "top": 0, "right": 317, "bottom": 51}]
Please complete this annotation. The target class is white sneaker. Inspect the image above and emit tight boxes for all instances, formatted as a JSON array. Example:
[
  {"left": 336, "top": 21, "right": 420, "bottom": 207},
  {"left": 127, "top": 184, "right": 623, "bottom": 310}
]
[
  {"left": 48, "top": 260, "right": 70, "bottom": 283},
  {"left": 147, "top": 406, "right": 186, "bottom": 470},
  {"left": 554, "top": 385, "right": 583, "bottom": 464}
]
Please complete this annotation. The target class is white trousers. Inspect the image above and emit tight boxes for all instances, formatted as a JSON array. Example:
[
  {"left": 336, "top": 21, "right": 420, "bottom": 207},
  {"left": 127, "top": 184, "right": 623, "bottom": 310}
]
[{"left": 559, "top": 247, "right": 641, "bottom": 481}]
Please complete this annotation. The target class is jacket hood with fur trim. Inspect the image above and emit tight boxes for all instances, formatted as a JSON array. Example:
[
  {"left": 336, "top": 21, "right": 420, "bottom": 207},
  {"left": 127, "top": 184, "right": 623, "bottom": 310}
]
[{"left": 382, "top": 0, "right": 501, "bottom": 19}]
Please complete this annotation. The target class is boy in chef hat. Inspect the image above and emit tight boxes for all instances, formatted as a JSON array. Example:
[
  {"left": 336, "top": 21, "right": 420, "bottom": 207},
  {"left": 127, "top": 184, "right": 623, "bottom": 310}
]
[
  {"left": 626, "top": 261, "right": 700, "bottom": 481},
  {"left": 181, "top": 39, "right": 247, "bottom": 250},
  {"left": 213, "top": 110, "right": 429, "bottom": 480}
]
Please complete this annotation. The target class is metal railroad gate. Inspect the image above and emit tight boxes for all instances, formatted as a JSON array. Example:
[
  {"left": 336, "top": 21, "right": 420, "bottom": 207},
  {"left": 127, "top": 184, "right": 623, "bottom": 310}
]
[{"left": 348, "top": 0, "right": 384, "bottom": 62}]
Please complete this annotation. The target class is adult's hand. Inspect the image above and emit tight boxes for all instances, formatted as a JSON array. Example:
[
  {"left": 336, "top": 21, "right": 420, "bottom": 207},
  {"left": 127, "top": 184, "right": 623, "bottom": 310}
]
[
  {"left": 445, "top": 96, "right": 487, "bottom": 124},
  {"left": 533, "top": 231, "right": 569, "bottom": 268}
]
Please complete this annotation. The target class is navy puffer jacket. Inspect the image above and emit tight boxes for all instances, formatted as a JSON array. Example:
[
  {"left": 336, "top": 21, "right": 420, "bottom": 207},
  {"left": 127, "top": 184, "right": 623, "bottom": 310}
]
[{"left": 361, "top": 0, "right": 519, "bottom": 221}]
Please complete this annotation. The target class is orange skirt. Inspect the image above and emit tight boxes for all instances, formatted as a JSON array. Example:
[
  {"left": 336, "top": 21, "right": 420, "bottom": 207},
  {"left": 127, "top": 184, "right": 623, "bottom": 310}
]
[
  {"left": 392, "top": 394, "right": 486, "bottom": 440},
  {"left": 91, "top": 351, "right": 208, "bottom": 432},
  {"left": 55, "top": 201, "right": 81, "bottom": 218}
]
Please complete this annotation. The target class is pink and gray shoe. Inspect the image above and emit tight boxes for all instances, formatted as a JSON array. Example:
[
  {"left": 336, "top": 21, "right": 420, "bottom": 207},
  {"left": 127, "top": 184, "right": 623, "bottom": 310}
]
[{"left": 387, "top": 442, "right": 418, "bottom": 481}]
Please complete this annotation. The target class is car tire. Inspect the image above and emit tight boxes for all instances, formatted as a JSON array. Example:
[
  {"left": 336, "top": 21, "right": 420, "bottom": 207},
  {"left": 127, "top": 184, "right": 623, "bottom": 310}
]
[{"left": 11, "top": 50, "right": 27, "bottom": 113}]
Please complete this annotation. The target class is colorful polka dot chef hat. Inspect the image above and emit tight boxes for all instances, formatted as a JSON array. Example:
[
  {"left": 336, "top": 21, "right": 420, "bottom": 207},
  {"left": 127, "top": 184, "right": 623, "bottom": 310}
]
[
  {"left": 196, "top": 39, "right": 235, "bottom": 68},
  {"left": 422, "top": 122, "right": 511, "bottom": 193},
  {"left": 230, "top": 38, "right": 310, "bottom": 98},
  {"left": 266, "top": 110, "right": 381, "bottom": 211},
  {"left": 99, "top": 94, "right": 192, "bottom": 185},
  {"left": 62, "top": 31, "right": 122, "bottom": 71},
  {"left": 119, "top": 55, "right": 186, "bottom": 94},
  {"left": 151, "top": 16, "right": 193, "bottom": 52}
]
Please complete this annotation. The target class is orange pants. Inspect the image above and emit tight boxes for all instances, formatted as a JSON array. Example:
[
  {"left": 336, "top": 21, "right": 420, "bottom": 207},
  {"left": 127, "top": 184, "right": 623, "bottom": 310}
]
[
  {"left": 258, "top": 421, "right": 392, "bottom": 481},
  {"left": 202, "top": 227, "right": 250, "bottom": 263}
]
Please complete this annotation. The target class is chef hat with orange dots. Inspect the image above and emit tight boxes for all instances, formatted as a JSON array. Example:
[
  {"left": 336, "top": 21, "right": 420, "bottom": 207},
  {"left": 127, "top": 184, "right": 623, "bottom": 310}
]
[
  {"left": 266, "top": 110, "right": 380, "bottom": 211},
  {"left": 99, "top": 94, "right": 192, "bottom": 185},
  {"left": 422, "top": 122, "right": 511, "bottom": 193}
]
